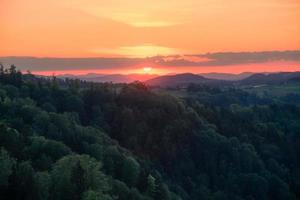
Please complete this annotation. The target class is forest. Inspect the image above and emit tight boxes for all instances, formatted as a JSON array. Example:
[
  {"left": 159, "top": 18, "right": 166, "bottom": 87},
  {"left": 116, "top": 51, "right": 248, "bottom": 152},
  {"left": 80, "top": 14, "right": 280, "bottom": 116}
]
[{"left": 0, "top": 65, "right": 299, "bottom": 200}]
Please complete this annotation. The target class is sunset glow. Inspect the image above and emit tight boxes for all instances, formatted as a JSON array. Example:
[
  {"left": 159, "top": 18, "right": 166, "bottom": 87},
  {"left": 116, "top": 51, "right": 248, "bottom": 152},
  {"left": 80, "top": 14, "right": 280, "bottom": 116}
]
[
  {"left": 143, "top": 67, "right": 153, "bottom": 74},
  {"left": 0, "top": 0, "right": 300, "bottom": 74}
]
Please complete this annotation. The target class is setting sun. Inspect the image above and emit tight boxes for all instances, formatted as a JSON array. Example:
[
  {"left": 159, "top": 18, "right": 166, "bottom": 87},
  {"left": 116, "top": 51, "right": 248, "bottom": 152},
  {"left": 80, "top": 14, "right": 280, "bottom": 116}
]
[{"left": 143, "top": 67, "right": 152, "bottom": 74}]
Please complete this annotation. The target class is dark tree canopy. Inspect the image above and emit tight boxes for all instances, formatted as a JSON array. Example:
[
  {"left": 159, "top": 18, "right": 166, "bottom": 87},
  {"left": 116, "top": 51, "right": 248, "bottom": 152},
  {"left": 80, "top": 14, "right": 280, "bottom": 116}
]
[{"left": 0, "top": 66, "right": 299, "bottom": 200}]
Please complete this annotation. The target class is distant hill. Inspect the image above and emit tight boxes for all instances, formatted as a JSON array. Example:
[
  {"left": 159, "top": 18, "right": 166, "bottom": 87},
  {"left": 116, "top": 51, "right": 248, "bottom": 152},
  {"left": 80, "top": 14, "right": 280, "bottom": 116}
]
[
  {"left": 56, "top": 71, "right": 300, "bottom": 86},
  {"left": 145, "top": 72, "right": 300, "bottom": 87},
  {"left": 200, "top": 72, "right": 254, "bottom": 81},
  {"left": 59, "top": 72, "right": 242, "bottom": 86},
  {"left": 289, "top": 76, "right": 300, "bottom": 83},
  {"left": 239, "top": 72, "right": 300, "bottom": 85},
  {"left": 58, "top": 73, "right": 157, "bottom": 83},
  {"left": 145, "top": 73, "right": 219, "bottom": 87}
]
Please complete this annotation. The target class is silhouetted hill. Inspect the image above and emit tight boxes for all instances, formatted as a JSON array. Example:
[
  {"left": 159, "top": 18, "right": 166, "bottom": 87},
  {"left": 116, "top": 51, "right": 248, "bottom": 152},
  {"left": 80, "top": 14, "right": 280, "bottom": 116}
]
[
  {"left": 145, "top": 72, "right": 300, "bottom": 87},
  {"left": 200, "top": 72, "right": 253, "bottom": 80},
  {"left": 58, "top": 73, "right": 157, "bottom": 83},
  {"left": 289, "top": 76, "right": 300, "bottom": 83},
  {"left": 84, "top": 74, "right": 133, "bottom": 83},
  {"left": 239, "top": 72, "right": 300, "bottom": 85},
  {"left": 145, "top": 73, "right": 217, "bottom": 86}
]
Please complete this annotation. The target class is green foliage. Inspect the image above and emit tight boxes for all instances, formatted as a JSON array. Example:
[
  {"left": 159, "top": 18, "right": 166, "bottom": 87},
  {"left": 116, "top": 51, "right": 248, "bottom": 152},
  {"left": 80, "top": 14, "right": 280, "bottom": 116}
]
[
  {"left": 146, "top": 175, "right": 157, "bottom": 198},
  {"left": 34, "top": 172, "right": 51, "bottom": 200},
  {"left": 14, "top": 161, "right": 36, "bottom": 199},
  {"left": 120, "top": 157, "right": 140, "bottom": 187},
  {"left": 82, "top": 190, "right": 113, "bottom": 200},
  {"left": 0, "top": 66, "right": 299, "bottom": 200},
  {"left": 0, "top": 148, "right": 15, "bottom": 186},
  {"left": 51, "top": 155, "right": 110, "bottom": 200}
]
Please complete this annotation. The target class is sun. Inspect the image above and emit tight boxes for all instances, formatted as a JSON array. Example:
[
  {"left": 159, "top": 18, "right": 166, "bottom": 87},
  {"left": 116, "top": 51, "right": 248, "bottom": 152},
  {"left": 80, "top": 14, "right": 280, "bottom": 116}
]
[{"left": 143, "top": 67, "right": 152, "bottom": 74}]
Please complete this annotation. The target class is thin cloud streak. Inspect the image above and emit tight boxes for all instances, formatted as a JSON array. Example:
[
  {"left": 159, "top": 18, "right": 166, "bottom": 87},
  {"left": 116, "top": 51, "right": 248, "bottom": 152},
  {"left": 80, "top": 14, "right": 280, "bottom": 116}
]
[
  {"left": 1, "top": 51, "right": 300, "bottom": 74},
  {"left": 157, "top": 51, "right": 300, "bottom": 66}
]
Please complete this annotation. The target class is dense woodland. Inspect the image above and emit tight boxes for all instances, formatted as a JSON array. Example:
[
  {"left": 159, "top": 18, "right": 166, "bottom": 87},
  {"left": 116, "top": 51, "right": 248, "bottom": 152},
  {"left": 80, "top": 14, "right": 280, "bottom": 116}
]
[{"left": 0, "top": 65, "right": 299, "bottom": 200}]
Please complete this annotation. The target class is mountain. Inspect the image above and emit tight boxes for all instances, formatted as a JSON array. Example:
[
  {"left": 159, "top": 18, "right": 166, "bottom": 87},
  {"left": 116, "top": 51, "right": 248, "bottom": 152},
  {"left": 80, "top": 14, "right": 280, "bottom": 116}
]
[
  {"left": 55, "top": 71, "right": 300, "bottom": 86},
  {"left": 58, "top": 73, "right": 157, "bottom": 83},
  {"left": 200, "top": 72, "right": 254, "bottom": 81},
  {"left": 145, "top": 73, "right": 215, "bottom": 87},
  {"left": 83, "top": 74, "right": 133, "bottom": 83},
  {"left": 145, "top": 71, "right": 300, "bottom": 87},
  {"left": 239, "top": 71, "right": 300, "bottom": 85}
]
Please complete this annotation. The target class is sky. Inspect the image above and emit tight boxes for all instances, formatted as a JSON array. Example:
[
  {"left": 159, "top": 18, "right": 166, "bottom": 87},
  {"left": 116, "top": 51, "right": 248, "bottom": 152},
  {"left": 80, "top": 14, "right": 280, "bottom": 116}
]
[{"left": 1, "top": 0, "right": 300, "bottom": 75}]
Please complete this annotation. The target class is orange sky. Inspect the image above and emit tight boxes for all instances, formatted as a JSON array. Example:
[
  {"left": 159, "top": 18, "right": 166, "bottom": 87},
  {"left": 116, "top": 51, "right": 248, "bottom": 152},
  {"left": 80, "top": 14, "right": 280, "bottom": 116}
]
[{"left": 1, "top": 0, "right": 300, "bottom": 74}]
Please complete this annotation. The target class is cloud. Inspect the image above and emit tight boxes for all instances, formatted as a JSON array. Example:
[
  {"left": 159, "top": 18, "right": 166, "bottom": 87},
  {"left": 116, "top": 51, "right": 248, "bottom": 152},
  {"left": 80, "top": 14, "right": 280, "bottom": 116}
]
[
  {"left": 0, "top": 51, "right": 300, "bottom": 72},
  {"left": 0, "top": 57, "right": 143, "bottom": 71},
  {"left": 64, "top": 0, "right": 184, "bottom": 28},
  {"left": 155, "top": 51, "right": 300, "bottom": 66},
  {"left": 91, "top": 45, "right": 179, "bottom": 58}
]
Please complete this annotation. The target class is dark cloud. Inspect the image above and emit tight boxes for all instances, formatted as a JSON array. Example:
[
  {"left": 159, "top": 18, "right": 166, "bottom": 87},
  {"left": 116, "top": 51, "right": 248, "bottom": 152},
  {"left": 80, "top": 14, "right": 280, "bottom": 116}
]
[
  {"left": 156, "top": 51, "right": 300, "bottom": 66},
  {"left": 0, "top": 57, "right": 144, "bottom": 71},
  {"left": 1, "top": 51, "right": 300, "bottom": 71}
]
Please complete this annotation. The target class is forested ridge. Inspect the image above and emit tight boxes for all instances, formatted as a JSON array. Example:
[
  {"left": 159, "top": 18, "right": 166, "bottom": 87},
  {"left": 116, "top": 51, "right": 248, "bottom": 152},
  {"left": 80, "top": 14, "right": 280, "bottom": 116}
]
[{"left": 0, "top": 65, "right": 299, "bottom": 200}]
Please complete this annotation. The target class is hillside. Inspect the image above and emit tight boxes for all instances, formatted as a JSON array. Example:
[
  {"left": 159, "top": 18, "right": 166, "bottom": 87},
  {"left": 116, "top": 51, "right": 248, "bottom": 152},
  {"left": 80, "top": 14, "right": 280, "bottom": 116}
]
[
  {"left": 0, "top": 66, "right": 299, "bottom": 200},
  {"left": 199, "top": 72, "right": 254, "bottom": 81},
  {"left": 145, "top": 73, "right": 213, "bottom": 86},
  {"left": 58, "top": 73, "right": 158, "bottom": 83},
  {"left": 239, "top": 72, "right": 300, "bottom": 85}
]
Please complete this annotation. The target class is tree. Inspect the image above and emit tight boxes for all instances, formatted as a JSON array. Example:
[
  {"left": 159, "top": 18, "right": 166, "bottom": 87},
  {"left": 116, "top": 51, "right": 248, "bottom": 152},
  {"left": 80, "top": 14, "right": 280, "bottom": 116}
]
[
  {"left": 25, "top": 136, "right": 71, "bottom": 170},
  {"left": 14, "top": 161, "right": 36, "bottom": 200},
  {"left": 51, "top": 155, "right": 111, "bottom": 200},
  {"left": 146, "top": 175, "right": 157, "bottom": 198},
  {"left": 82, "top": 190, "right": 113, "bottom": 200},
  {"left": 156, "top": 182, "right": 171, "bottom": 200},
  {"left": 34, "top": 172, "right": 51, "bottom": 200},
  {"left": 111, "top": 180, "right": 130, "bottom": 200},
  {"left": 268, "top": 175, "right": 293, "bottom": 200},
  {"left": 70, "top": 161, "right": 85, "bottom": 200},
  {"left": 0, "top": 123, "right": 23, "bottom": 157},
  {"left": 121, "top": 157, "right": 140, "bottom": 187},
  {"left": 0, "top": 148, "right": 15, "bottom": 187}
]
